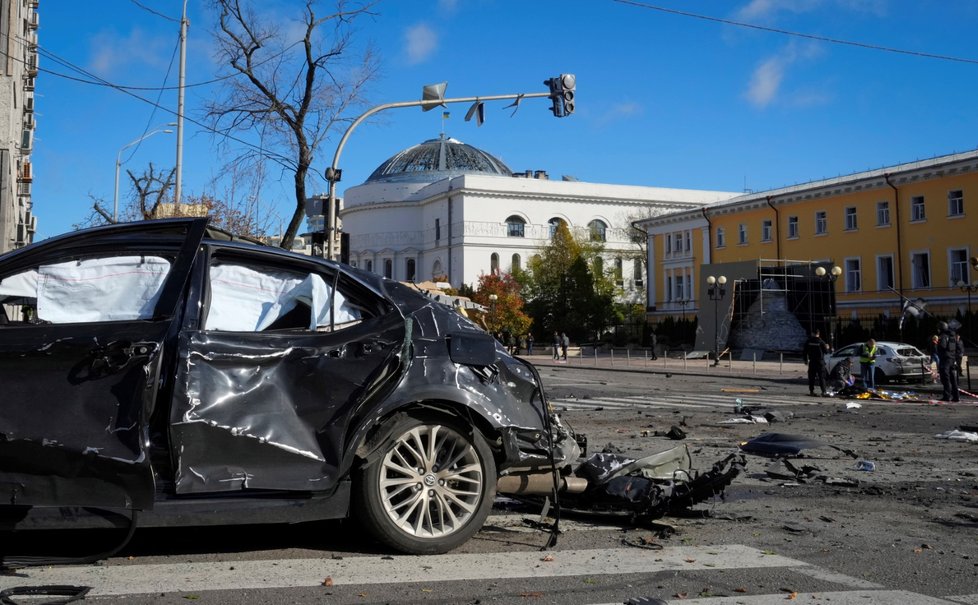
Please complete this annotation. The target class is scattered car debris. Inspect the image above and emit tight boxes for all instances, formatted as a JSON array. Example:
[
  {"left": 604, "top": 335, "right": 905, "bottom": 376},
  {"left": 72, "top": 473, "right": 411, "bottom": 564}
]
[
  {"left": 855, "top": 461, "right": 877, "bottom": 472},
  {"left": 553, "top": 445, "right": 746, "bottom": 524},
  {"left": 935, "top": 429, "right": 978, "bottom": 443},
  {"left": 740, "top": 433, "right": 831, "bottom": 457}
]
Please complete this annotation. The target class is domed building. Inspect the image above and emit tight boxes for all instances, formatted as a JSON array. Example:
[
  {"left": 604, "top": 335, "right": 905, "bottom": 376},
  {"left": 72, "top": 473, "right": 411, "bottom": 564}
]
[{"left": 340, "top": 134, "right": 738, "bottom": 302}]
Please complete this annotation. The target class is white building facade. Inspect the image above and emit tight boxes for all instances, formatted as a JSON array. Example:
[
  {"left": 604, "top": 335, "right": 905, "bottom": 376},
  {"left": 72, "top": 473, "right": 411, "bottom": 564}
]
[{"left": 341, "top": 136, "right": 738, "bottom": 302}]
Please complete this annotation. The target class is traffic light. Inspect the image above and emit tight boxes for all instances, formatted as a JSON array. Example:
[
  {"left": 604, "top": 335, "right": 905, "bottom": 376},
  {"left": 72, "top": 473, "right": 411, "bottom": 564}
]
[{"left": 544, "top": 73, "right": 576, "bottom": 118}]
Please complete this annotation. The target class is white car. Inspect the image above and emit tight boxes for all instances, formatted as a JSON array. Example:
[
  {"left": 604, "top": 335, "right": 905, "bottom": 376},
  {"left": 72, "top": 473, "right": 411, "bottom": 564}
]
[{"left": 825, "top": 341, "right": 931, "bottom": 385}]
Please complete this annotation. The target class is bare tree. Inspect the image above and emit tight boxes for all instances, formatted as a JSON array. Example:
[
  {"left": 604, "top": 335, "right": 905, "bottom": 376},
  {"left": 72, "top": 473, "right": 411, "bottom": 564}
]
[
  {"left": 130, "top": 163, "right": 176, "bottom": 220},
  {"left": 206, "top": 0, "right": 379, "bottom": 249}
]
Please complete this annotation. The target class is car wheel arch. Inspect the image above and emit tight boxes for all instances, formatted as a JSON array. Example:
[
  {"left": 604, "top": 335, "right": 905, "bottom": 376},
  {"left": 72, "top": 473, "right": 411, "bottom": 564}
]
[{"left": 351, "top": 401, "right": 502, "bottom": 471}]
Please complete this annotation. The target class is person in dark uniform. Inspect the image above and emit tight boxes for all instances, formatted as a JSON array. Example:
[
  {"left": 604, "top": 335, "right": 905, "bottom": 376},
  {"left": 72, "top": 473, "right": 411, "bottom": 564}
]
[
  {"left": 937, "top": 321, "right": 960, "bottom": 402},
  {"left": 803, "top": 329, "right": 830, "bottom": 397}
]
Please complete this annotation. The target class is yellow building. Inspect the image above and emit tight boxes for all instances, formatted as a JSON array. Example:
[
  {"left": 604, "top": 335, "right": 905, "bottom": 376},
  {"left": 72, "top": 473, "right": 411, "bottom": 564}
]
[{"left": 637, "top": 149, "right": 978, "bottom": 352}]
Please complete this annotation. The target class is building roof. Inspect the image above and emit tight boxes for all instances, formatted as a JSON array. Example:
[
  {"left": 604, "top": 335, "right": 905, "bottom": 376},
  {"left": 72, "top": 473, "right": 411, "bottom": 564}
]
[{"left": 366, "top": 135, "right": 513, "bottom": 183}]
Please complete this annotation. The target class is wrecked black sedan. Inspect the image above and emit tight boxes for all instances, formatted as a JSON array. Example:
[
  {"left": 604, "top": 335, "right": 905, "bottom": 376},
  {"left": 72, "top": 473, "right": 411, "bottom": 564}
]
[{"left": 0, "top": 218, "right": 578, "bottom": 556}]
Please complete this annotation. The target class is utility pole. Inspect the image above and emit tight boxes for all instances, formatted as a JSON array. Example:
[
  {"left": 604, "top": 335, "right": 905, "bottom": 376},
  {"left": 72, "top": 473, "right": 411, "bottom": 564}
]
[{"left": 174, "top": 0, "right": 188, "bottom": 206}]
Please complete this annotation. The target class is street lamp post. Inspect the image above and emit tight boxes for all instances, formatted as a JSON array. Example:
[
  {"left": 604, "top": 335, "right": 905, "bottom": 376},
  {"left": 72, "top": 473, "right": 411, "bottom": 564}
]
[
  {"left": 958, "top": 280, "right": 977, "bottom": 344},
  {"left": 113, "top": 126, "right": 175, "bottom": 222},
  {"left": 706, "top": 275, "right": 727, "bottom": 363},
  {"left": 816, "top": 265, "right": 843, "bottom": 348},
  {"left": 487, "top": 293, "right": 499, "bottom": 336},
  {"left": 677, "top": 299, "right": 690, "bottom": 345}
]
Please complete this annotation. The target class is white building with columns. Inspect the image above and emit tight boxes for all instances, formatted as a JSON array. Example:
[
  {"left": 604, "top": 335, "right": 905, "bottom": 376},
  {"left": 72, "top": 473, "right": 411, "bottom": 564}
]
[{"left": 340, "top": 136, "right": 738, "bottom": 302}]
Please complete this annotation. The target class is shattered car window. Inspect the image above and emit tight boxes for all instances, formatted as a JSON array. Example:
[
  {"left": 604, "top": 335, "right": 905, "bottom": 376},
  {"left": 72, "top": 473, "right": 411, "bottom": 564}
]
[
  {"left": 204, "top": 262, "right": 361, "bottom": 332},
  {"left": 0, "top": 255, "right": 172, "bottom": 324}
]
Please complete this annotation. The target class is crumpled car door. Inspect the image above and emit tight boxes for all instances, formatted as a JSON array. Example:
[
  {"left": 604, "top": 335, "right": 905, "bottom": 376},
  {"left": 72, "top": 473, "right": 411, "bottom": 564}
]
[
  {"left": 169, "top": 312, "right": 407, "bottom": 495},
  {"left": 0, "top": 222, "right": 206, "bottom": 510}
]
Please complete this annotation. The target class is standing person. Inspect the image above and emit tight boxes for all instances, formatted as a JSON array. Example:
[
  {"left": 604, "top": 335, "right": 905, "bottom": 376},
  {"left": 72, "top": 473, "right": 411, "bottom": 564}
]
[
  {"left": 560, "top": 332, "right": 569, "bottom": 361},
  {"left": 937, "top": 322, "right": 960, "bottom": 402},
  {"left": 552, "top": 331, "right": 560, "bottom": 360},
  {"left": 527, "top": 333, "right": 534, "bottom": 355},
  {"left": 859, "top": 338, "right": 878, "bottom": 390},
  {"left": 929, "top": 334, "right": 941, "bottom": 382},
  {"left": 803, "top": 329, "right": 830, "bottom": 396},
  {"left": 649, "top": 328, "right": 658, "bottom": 360}
]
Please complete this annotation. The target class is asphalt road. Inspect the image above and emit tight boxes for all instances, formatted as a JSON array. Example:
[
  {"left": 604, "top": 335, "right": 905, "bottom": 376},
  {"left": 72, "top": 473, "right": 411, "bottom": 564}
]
[{"left": 3, "top": 362, "right": 978, "bottom": 604}]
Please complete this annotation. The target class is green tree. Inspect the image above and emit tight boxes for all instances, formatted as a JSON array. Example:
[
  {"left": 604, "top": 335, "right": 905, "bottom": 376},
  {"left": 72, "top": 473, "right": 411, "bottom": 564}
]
[
  {"left": 523, "top": 221, "right": 617, "bottom": 341},
  {"left": 472, "top": 272, "right": 532, "bottom": 338}
]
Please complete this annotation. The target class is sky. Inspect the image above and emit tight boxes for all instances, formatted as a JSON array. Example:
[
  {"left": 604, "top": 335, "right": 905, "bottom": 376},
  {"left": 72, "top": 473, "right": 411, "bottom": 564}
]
[{"left": 28, "top": 0, "right": 978, "bottom": 240}]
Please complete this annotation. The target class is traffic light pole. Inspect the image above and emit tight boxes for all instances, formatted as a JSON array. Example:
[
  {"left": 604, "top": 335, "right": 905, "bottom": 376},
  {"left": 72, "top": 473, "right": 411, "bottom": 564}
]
[{"left": 323, "top": 87, "right": 567, "bottom": 260}]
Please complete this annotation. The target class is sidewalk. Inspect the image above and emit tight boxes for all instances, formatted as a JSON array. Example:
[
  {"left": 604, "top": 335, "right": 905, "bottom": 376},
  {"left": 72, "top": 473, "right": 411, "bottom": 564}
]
[{"left": 519, "top": 348, "right": 955, "bottom": 395}]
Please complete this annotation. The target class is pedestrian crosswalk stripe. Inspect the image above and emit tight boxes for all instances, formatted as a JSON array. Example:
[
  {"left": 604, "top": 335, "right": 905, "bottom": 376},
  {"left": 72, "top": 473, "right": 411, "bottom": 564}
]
[
  {"left": 7, "top": 545, "right": 802, "bottom": 596},
  {"left": 589, "top": 590, "right": 960, "bottom": 605}
]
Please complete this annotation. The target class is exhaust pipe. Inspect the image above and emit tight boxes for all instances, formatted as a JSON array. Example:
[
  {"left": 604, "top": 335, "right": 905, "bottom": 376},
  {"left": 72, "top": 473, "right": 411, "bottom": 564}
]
[{"left": 497, "top": 473, "right": 588, "bottom": 495}]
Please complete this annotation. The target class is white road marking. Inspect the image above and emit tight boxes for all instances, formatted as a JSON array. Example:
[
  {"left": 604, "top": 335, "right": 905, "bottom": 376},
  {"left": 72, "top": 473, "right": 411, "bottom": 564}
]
[
  {"left": 591, "top": 591, "right": 959, "bottom": 604},
  {"left": 4, "top": 545, "right": 804, "bottom": 597}
]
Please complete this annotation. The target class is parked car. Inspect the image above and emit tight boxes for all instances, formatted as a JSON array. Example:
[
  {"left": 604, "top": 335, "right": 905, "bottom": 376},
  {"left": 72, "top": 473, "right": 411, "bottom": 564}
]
[
  {"left": 0, "top": 218, "right": 580, "bottom": 556},
  {"left": 824, "top": 341, "right": 930, "bottom": 385}
]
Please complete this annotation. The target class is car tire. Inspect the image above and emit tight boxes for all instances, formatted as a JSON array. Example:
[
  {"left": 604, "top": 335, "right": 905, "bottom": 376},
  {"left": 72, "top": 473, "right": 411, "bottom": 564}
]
[{"left": 354, "top": 413, "right": 496, "bottom": 554}]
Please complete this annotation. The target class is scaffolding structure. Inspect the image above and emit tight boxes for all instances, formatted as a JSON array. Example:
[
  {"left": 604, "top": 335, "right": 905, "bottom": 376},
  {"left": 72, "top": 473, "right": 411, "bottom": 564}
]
[{"left": 728, "top": 259, "right": 838, "bottom": 351}]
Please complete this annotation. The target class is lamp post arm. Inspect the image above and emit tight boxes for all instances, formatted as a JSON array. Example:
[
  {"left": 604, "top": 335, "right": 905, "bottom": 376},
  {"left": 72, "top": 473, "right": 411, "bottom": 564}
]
[{"left": 323, "top": 91, "right": 552, "bottom": 260}]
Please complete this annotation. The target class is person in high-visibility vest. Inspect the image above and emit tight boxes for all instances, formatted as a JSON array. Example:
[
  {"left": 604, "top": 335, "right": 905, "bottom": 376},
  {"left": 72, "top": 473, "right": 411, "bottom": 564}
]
[{"left": 859, "top": 338, "right": 878, "bottom": 390}]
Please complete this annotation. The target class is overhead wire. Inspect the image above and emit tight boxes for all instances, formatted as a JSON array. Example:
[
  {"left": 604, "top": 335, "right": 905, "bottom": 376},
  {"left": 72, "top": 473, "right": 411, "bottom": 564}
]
[
  {"left": 14, "top": 32, "right": 298, "bottom": 171},
  {"left": 612, "top": 0, "right": 978, "bottom": 66},
  {"left": 123, "top": 30, "right": 181, "bottom": 165}
]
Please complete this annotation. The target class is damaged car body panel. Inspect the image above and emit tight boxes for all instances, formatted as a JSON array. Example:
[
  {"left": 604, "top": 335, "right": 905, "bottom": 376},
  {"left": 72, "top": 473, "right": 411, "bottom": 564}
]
[{"left": 1, "top": 218, "right": 579, "bottom": 555}]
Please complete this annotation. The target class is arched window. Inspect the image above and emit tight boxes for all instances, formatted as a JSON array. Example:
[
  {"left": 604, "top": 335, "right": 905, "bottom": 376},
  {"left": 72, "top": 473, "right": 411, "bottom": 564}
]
[
  {"left": 511, "top": 253, "right": 521, "bottom": 273},
  {"left": 548, "top": 217, "right": 565, "bottom": 238},
  {"left": 383, "top": 259, "right": 393, "bottom": 279},
  {"left": 593, "top": 257, "right": 604, "bottom": 276},
  {"left": 405, "top": 258, "right": 416, "bottom": 282},
  {"left": 506, "top": 215, "right": 526, "bottom": 237},
  {"left": 432, "top": 259, "right": 443, "bottom": 280},
  {"left": 490, "top": 253, "right": 499, "bottom": 275},
  {"left": 614, "top": 257, "right": 623, "bottom": 285},
  {"left": 589, "top": 219, "right": 607, "bottom": 242},
  {"left": 365, "top": 260, "right": 373, "bottom": 273}
]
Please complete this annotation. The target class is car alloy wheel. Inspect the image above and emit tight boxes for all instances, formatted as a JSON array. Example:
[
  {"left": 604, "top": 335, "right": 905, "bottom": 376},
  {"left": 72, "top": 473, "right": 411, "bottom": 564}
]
[{"left": 356, "top": 414, "right": 496, "bottom": 554}]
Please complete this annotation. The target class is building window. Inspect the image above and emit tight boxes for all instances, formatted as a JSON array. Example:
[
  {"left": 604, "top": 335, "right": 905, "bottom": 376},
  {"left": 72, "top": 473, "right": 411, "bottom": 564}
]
[
  {"left": 738, "top": 224, "right": 747, "bottom": 245},
  {"left": 761, "top": 220, "right": 772, "bottom": 242},
  {"left": 672, "top": 232, "right": 683, "bottom": 253},
  {"left": 911, "top": 252, "right": 930, "bottom": 288},
  {"left": 614, "top": 257, "right": 623, "bottom": 286},
  {"left": 383, "top": 259, "right": 393, "bottom": 279},
  {"left": 432, "top": 259, "right": 443, "bottom": 279},
  {"left": 815, "top": 211, "right": 827, "bottom": 234},
  {"left": 673, "top": 274, "right": 685, "bottom": 300},
  {"left": 506, "top": 215, "right": 525, "bottom": 237},
  {"left": 844, "top": 207, "right": 857, "bottom": 231},
  {"left": 664, "top": 234, "right": 672, "bottom": 256},
  {"left": 876, "top": 201, "right": 890, "bottom": 226},
  {"left": 365, "top": 260, "right": 373, "bottom": 273},
  {"left": 950, "top": 249, "right": 969, "bottom": 285},
  {"left": 511, "top": 253, "right": 521, "bottom": 273},
  {"left": 490, "top": 253, "right": 499, "bottom": 275},
  {"left": 435, "top": 218, "right": 441, "bottom": 243},
  {"left": 548, "top": 217, "right": 564, "bottom": 238},
  {"left": 948, "top": 190, "right": 964, "bottom": 217},
  {"left": 716, "top": 227, "right": 725, "bottom": 248},
  {"left": 787, "top": 216, "right": 798, "bottom": 239},
  {"left": 845, "top": 258, "right": 861, "bottom": 293},
  {"left": 633, "top": 259, "right": 643, "bottom": 288},
  {"left": 593, "top": 257, "right": 603, "bottom": 276},
  {"left": 405, "top": 258, "right": 416, "bottom": 282},
  {"left": 684, "top": 231, "right": 691, "bottom": 252},
  {"left": 877, "top": 256, "right": 894, "bottom": 291},
  {"left": 911, "top": 196, "right": 925, "bottom": 222},
  {"left": 589, "top": 220, "right": 607, "bottom": 242}
]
